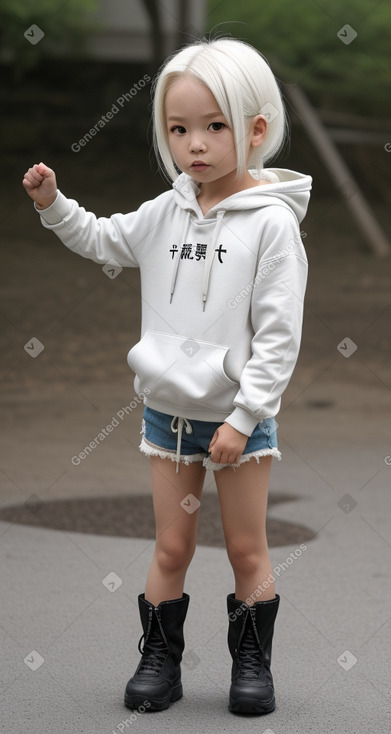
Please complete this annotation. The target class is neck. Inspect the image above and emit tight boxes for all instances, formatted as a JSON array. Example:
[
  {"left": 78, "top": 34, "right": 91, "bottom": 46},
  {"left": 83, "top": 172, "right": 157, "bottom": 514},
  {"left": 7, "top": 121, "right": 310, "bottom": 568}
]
[{"left": 196, "top": 170, "right": 261, "bottom": 214}]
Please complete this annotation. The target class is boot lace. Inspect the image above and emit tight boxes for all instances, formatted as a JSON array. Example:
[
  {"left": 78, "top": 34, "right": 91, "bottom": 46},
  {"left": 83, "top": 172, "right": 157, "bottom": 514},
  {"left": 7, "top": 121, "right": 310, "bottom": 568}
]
[
  {"left": 137, "top": 627, "right": 168, "bottom": 674},
  {"left": 237, "top": 627, "right": 266, "bottom": 679}
]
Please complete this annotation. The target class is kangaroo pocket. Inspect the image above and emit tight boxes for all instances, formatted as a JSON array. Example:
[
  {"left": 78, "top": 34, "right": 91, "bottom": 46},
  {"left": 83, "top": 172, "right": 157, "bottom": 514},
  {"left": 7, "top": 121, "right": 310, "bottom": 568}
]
[{"left": 127, "top": 330, "right": 238, "bottom": 413}]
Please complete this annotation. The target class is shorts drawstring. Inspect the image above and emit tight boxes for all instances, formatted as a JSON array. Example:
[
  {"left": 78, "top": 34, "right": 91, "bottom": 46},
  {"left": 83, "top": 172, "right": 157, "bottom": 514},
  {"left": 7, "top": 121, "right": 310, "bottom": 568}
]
[{"left": 170, "top": 416, "right": 193, "bottom": 473}]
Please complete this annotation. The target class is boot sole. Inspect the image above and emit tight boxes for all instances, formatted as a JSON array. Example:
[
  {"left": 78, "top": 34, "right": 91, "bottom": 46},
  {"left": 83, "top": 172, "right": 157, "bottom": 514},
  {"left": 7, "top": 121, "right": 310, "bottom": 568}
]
[
  {"left": 124, "top": 684, "right": 183, "bottom": 712},
  {"left": 229, "top": 695, "right": 275, "bottom": 715}
]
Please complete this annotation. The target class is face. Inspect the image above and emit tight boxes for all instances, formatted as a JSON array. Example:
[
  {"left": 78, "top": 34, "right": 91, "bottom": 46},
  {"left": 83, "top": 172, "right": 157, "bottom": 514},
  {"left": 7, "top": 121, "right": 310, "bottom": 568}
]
[{"left": 164, "top": 76, "right": 242, "bottom": 185}]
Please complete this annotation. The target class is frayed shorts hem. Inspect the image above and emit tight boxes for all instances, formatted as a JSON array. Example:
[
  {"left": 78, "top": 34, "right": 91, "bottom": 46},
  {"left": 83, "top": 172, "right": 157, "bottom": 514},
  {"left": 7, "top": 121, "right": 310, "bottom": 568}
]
[{"left": 139, "top": 436, "right": 281, "bottom": 471}]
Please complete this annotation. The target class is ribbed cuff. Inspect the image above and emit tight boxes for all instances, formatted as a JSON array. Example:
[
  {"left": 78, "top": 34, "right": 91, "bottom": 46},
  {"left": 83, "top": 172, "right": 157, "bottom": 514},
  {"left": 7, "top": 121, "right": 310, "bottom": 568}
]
[
  {"left": 34, "top": 190, "right": 72, "bottom": 224},
  {"left": 224, "top": 406, "right": 261, "bottom": 436}
]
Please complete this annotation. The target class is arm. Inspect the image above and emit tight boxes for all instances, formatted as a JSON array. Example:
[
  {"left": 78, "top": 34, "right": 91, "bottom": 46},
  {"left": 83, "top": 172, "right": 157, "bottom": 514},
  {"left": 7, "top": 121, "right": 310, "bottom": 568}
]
[
  {"left": 22, "top": 162, "right": 150, "bottom": 268},
  {"left": 225, "top": 208, "right": 308, "bottom": 437},
  {"left": 208, "top": 209, "right": 308, "bottom": 465}
]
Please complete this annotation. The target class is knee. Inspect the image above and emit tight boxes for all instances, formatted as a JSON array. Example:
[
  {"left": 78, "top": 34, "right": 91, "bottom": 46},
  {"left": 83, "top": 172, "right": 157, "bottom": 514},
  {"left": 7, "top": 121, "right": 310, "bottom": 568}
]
[
  {"left": 226, "top": 537, "right": 267, "bottom": 577},
  {"left": 155, "top": 537, "right": 195, "bottom": 574}
]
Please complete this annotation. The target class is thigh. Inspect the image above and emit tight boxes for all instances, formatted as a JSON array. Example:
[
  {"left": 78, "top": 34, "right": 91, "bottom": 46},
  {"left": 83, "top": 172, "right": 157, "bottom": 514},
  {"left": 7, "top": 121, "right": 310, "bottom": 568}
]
[
  {"left": 215, "top": 457, "right": 273, "bottom": 549},
  {"left": 150, "top": 456, "right": 206, "bottom": 548}
]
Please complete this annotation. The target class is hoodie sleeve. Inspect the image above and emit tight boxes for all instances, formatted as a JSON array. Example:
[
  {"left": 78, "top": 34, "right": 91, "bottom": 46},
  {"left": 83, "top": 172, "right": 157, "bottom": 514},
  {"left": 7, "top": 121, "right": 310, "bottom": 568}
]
[
  {"left": 35, "top": 189, "right": 172, "bottom": 267},
  {"left": 225, "top": 207, "right": 308, "bottom": 436}
]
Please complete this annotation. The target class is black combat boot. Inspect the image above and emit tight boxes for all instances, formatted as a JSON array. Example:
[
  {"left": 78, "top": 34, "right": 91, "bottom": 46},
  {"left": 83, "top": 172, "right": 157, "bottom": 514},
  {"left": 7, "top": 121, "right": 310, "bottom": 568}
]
[
  {"left": 124, "top": 593, "right": 189, "bottom": 711},
  {"left": 227, "top": 593, "right": 280, "bottom": 714}
]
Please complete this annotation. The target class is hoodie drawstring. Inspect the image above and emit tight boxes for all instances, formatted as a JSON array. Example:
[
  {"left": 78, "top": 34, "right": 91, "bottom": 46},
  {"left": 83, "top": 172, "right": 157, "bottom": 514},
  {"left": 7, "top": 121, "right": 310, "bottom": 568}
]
[
  {"left": 169, "top": 210, "right": 225, "bottom": 310},
  {"left": 170, "top": 416, "right": 193, "bottom": 473},
  {"left": 202, "top": 210, "right": 225, "bottom": 311},
  {"left": 170, "top": 215, "right": 190, "bottom": 304}
]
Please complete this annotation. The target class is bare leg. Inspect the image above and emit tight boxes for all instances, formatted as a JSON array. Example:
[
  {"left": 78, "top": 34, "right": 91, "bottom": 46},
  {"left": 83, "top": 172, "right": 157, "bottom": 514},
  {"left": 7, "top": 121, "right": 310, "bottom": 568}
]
[
  {"left": 145, "top": 457, "right": 206, "bottom": 606},
  {"left": 215, "top": 456, "right": 275, "bottom": 603}
]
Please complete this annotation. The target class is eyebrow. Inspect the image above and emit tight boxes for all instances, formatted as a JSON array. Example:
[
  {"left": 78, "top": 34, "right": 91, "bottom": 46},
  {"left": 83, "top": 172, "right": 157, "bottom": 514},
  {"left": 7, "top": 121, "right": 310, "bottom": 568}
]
[{"left": 167, "top": 111, "right": 224, "bottom": 121}]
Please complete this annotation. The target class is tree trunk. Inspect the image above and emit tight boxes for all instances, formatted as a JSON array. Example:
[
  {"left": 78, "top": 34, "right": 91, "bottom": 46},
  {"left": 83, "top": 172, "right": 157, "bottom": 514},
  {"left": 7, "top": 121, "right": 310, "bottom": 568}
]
[{"left": 142, "top": 0, "right": 164, "bottom": 73}]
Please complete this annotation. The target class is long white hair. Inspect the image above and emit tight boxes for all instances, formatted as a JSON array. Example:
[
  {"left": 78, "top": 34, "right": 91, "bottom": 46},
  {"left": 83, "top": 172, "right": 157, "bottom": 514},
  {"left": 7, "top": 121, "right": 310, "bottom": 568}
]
[{"left": 152, "top": 37, "right": 288, "bottom": 182}]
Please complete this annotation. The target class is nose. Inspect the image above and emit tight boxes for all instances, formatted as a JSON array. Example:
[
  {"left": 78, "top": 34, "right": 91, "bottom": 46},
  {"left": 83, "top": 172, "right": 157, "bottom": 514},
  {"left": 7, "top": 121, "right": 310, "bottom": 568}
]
[{"left": 189, "top": 134, "right": 206, "bottom": 153}]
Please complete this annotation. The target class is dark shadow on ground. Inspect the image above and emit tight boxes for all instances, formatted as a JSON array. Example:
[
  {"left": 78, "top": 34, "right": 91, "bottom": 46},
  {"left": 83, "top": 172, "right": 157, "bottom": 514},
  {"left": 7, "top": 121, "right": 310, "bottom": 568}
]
[{"left": 0, "top": 492, "right": 315, "bottom": 547}]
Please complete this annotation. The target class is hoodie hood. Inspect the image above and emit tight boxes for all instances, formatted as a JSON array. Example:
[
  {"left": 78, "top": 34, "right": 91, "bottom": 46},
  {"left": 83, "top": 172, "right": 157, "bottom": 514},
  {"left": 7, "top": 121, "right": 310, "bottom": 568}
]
[
  {"left": 173, "top": 168, "right": 312, "bottom": 223},
  {"left": 171, "top": 168, "right": 312, "bottom": 308}
]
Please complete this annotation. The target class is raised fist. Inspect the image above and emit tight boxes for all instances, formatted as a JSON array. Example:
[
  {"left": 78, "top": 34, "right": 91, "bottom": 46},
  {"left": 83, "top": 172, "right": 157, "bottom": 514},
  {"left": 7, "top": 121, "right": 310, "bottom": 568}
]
[{"left": 23, "top": 162, "right": 57, "bottom": 209}]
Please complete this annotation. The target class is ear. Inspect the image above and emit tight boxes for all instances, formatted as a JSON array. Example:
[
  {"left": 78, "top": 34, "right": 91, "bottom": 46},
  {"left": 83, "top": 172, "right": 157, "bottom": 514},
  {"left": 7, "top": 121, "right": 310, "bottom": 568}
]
[{"left": 249, "top": 115, "right": 267, "bottom": 149}]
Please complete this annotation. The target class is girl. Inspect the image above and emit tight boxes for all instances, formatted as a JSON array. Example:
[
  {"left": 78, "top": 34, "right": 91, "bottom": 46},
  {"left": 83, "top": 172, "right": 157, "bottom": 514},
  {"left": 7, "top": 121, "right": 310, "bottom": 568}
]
[{"left": 23, "top": 37, "right": 311, "bottom": 716}]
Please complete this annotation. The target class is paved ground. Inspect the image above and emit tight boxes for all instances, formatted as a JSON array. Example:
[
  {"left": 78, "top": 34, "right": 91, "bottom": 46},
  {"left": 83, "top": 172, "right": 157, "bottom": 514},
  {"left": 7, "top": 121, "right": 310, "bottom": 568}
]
[
  {"left": 0, "top": 470, "right": 390, "bottom": 734},
  {"left": 1, "top": 349, "right": 390, "bottom": 733},
  {"left": 1, "top": 164, "right": 391, "bottom": 731}
]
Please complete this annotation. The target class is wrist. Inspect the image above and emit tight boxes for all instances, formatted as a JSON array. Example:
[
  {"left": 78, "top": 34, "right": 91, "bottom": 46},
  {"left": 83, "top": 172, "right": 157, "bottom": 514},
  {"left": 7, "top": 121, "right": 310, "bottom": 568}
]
[
  {"left": 35, "top": 196, "right": 56, "bottom": 210},
  {"left": 224, "top": 421, "right": 247, "bottom": 438}
]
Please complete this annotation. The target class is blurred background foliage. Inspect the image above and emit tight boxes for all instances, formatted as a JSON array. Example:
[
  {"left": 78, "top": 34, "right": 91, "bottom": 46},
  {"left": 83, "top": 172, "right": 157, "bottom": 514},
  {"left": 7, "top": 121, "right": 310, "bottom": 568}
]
[
  {"left": 0, "top": 0, "right": 97, "bottom": 79},
  {"left": 207, "top": 0, "right": 391, "bottom": 117},
  {"left": 0, "top": 0, "right": 389, "bottom": 203}
]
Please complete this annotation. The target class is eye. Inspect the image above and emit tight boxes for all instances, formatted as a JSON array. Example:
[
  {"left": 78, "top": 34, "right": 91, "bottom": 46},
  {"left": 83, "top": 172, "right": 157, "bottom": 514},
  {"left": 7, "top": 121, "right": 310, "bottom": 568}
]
[
  {"left": 170, "top": 125, "right": 186, "bottom": 135},
  {"left": 208, "top": 122, "right": 225, "bottom": 131}
]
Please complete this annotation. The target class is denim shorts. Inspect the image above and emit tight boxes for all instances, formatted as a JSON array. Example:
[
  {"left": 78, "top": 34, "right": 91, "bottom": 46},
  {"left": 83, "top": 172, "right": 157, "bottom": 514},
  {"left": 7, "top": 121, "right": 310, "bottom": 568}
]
[{"left": 140, "top": 406, "right": 281, "bottom": 472}]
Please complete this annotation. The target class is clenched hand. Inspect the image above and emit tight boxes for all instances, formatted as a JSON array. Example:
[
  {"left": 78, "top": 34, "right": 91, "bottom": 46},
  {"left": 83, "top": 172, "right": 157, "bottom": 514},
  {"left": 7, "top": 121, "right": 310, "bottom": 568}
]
[{"left": 22, "top": 162, "right": 57, "bottom": 210}]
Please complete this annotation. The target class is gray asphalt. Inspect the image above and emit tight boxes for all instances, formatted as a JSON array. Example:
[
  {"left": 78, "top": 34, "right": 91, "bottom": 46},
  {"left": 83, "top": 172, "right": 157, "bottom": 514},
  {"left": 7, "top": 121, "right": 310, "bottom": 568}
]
[{"left": 1, "top": 374, "right": 390, "bottom": 734}]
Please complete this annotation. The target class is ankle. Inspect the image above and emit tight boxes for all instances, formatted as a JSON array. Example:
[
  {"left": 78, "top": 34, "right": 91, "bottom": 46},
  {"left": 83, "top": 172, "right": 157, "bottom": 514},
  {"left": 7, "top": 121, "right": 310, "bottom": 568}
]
[{"left": 235, "top": 585, "right": 276, "bottom": 605}]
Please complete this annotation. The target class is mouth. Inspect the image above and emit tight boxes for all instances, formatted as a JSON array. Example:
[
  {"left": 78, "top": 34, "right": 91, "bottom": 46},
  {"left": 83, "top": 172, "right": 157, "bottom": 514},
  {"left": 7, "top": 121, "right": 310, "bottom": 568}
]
[{"left": 191, "top": 161, "right": 209, "bottom": 171}]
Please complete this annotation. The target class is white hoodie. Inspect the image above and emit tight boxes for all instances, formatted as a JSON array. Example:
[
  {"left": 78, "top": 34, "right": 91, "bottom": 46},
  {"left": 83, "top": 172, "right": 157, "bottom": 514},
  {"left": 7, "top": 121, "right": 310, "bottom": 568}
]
[{"left": 36, "top": 168, "right": 311, "bottom": 436}]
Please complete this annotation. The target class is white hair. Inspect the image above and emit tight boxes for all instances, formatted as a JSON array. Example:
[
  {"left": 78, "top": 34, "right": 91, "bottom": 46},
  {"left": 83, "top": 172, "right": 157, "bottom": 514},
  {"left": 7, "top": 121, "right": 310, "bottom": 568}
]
[{"left": 152, "top": 37, "right": 288, "bottom": 182}]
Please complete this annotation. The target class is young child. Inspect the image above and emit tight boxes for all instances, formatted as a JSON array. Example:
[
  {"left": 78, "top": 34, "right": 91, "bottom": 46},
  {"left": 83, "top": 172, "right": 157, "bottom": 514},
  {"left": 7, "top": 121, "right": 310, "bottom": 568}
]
[{"left": 23, "top": 37, "right": 311, "bottom": 716}]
